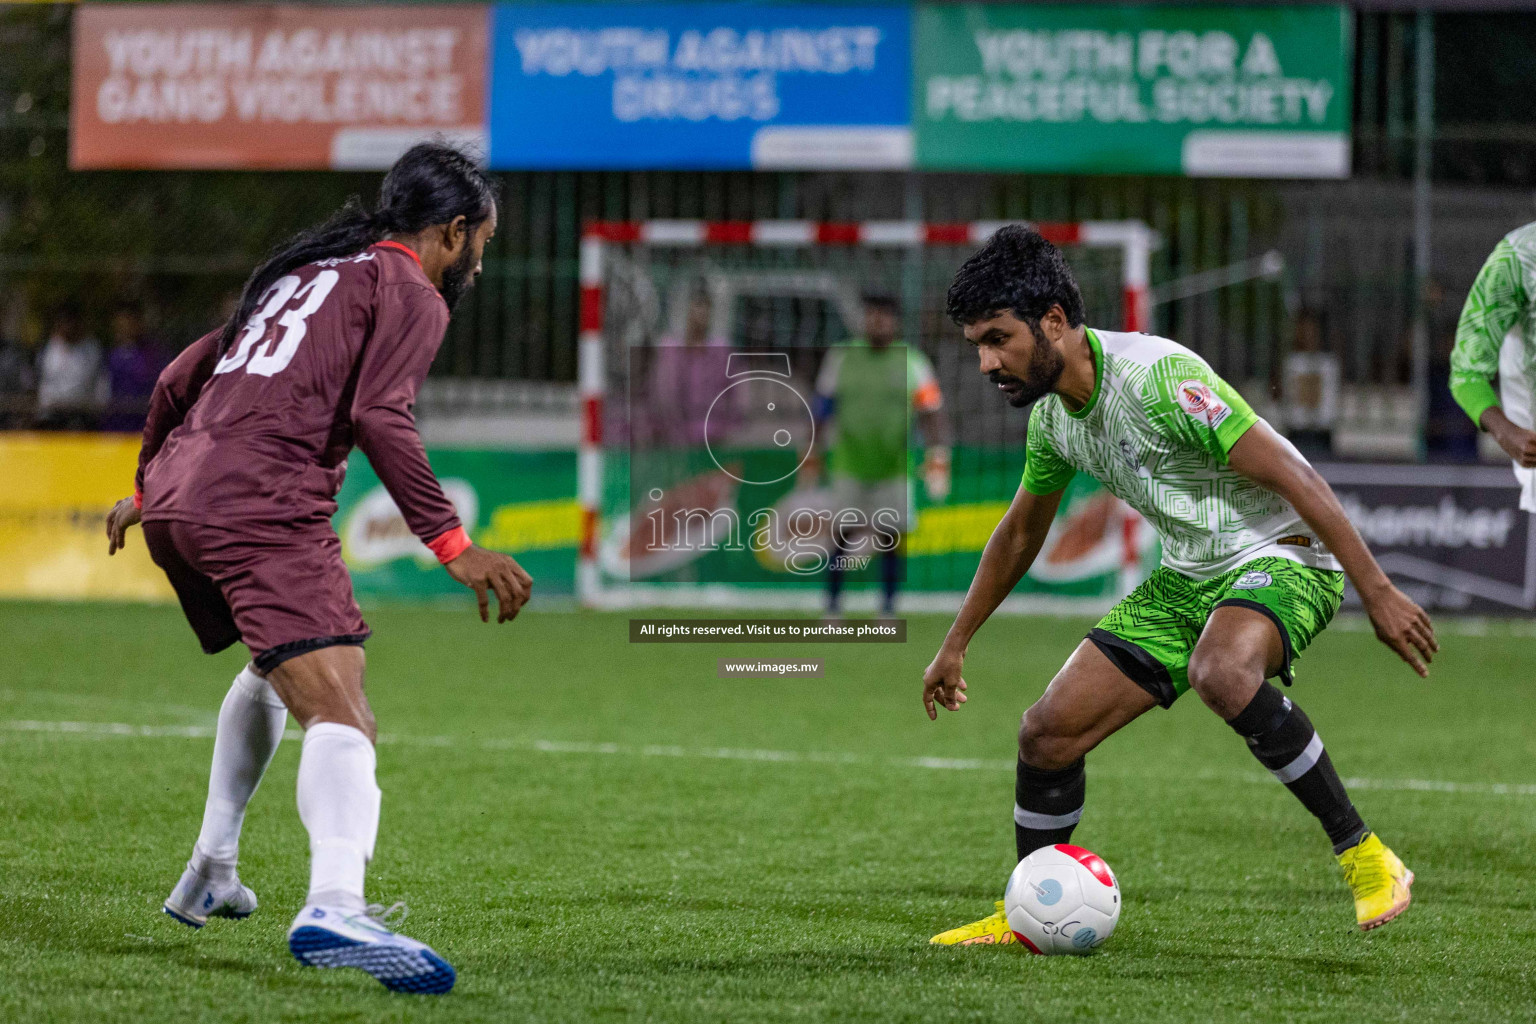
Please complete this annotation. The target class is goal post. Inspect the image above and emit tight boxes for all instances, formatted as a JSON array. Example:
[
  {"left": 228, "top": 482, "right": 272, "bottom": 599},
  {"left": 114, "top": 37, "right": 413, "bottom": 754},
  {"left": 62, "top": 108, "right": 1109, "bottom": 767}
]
[{"left": 577, "top": 218, "right": 1157, "bottom": 611}]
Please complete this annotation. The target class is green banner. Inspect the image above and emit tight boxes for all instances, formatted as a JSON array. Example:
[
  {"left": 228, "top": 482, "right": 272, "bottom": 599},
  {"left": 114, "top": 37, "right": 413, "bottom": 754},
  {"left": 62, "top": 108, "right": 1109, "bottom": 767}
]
[
  {"left": 602, "top": 445, "right": 1155, "bottom": 600},
  {"left": 332, "top": 445, "right": 1153, "bottom": 604},
  {"left": 914, "top": 4, "right": 1350, "bottom": 176},
  {"left": 335, "top": 449, "right": 579, "bottom": 600}
]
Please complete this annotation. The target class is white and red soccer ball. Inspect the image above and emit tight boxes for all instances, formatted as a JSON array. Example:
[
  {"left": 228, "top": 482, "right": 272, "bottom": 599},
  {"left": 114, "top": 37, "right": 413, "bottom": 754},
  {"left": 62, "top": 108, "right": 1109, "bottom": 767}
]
[{"left": 1003, "top": 844, "right": 1121, "bottom": 955}]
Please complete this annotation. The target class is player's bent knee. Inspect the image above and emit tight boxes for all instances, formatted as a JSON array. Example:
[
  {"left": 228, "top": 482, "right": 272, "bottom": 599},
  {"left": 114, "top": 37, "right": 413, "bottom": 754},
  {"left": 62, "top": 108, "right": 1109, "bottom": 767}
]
[
  {"left": 1185, "top": 653, "right": 1226, "bottom": 697},
  {"left": 1017, "top": 709, "right": 1083, "bottom": 771},
  {"left": 1186, "top": 651, "right": 1261, "bottom": 719}
]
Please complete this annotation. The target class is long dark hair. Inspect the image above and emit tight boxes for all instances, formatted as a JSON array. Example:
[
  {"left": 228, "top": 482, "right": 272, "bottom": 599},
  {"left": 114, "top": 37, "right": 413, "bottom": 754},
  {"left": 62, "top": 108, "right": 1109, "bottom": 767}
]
[{"left": 217, "top": 142, "right": 499, "bottom": 356}]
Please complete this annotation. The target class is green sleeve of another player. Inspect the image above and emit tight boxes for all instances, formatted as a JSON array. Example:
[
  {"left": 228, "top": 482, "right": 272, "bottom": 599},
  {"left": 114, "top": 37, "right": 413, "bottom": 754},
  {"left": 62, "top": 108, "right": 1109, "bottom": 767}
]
[
  {"left": 1146, "top": 356, "right": 1259, "bottom": 463},
  {"left": 1452, "top": 239, "right": 1528, "bottom": 428},
  {"left": 1021, "top": 407, "right": 1075, "bottom": 495}
]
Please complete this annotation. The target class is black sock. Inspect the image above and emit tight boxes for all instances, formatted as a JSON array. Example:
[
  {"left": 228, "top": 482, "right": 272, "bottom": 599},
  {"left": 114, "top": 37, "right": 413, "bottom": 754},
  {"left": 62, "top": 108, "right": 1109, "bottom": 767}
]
[
  {"left": 1228, "top": 683, "right": 1367, "bottom": 854},
  {"left": 826, "top": 544, "right": 846, "bottom": 612},
  {"left": 880, "top": 549, "right": 899, "bottom": 615},
  {"left": 1015, "top": 758, "right": 1085, "bottom": 861}
]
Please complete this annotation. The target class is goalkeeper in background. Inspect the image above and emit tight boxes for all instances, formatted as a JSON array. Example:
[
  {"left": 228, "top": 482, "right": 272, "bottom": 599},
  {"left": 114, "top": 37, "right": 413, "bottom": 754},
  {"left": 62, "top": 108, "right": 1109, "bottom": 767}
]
[
  {"left": 806, "top": 293, "right": 952, "bottom": 617},
  {"left": 1450, "top": 220, "right": 1536, "bottom": 508}
]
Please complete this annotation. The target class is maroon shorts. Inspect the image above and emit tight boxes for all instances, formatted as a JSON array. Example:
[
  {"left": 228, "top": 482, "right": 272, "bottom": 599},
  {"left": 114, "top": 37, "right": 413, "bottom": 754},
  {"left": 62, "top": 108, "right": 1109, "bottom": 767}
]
[{"left": 143, "top": 519, "right": 370, "bottom": 673}]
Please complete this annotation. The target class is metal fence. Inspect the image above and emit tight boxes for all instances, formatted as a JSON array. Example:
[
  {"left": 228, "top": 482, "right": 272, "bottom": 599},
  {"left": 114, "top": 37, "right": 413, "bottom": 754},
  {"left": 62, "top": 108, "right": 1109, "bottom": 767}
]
[{"left": 4, "top": 6, "right": 1536, "bottom": 448}]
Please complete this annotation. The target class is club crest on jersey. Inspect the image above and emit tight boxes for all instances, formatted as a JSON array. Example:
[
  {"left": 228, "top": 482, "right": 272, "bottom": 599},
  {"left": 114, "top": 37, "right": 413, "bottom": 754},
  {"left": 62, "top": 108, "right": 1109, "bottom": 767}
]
[
  {"left": 1232, "top": 570, "right": 1273, "bottom": 590},
  {"left": 1176, "top": 379, "right": 1230, "bottom": 429}
]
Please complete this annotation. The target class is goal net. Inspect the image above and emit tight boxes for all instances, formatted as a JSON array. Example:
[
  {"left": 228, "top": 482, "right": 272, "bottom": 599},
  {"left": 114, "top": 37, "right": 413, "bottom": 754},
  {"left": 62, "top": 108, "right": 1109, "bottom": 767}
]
[{"left": 578, "top": 219, "right": 1157, "bottom": 612}]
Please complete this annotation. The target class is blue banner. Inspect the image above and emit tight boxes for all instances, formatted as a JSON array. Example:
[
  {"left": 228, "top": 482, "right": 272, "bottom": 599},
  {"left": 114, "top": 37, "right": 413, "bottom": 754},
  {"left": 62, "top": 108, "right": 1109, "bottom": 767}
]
[{"left": 489, "top": 4, "right": 911, "bottom": 169}]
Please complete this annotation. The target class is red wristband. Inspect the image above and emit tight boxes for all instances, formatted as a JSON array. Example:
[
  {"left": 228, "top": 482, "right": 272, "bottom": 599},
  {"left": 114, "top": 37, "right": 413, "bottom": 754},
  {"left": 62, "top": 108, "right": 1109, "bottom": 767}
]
[
  {"left": 132, "top": 488, "right": 143, "bottom": 510},
  {"left": 425, "top": 525, "right": 472, "bottom": 564}
]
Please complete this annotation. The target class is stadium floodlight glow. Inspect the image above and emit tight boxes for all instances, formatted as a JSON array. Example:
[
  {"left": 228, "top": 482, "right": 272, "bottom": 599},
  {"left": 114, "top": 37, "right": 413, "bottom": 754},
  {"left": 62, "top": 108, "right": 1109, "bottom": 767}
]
[{"left": 578, "top": 218, "right": 1158, "bottom": 610}]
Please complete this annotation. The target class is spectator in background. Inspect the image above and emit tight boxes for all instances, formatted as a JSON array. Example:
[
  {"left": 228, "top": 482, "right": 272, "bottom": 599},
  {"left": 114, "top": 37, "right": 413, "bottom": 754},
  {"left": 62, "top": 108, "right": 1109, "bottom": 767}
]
[
  {"left": 103, "top": 301, "right": 170, "bottom": 432},
  {"left": 1279, "top": 308, "right": 1340, "bottom": 460},
  {"left": 638, "top": 288, "right": 734, "bottom": 448},
  {"left": 35, "top": 304, "right": 106, "bottom": 430},
  {"left": 0, "top": 324, "right": 36, "bottom": 428}
]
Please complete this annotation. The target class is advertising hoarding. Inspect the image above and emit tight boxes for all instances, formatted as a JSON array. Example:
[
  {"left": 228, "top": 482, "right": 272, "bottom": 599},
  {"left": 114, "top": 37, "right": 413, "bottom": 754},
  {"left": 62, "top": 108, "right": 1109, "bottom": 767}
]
[
  {"left": 70, "top": 3, "right": 489, "bottom": 170},
  {"left": 488, "top": 3, "right": 912, "bottom": 169},
  {"left": 69, "top": 3, "right": 1352, "bottom": 176},
  {"left": 336, "top": 448, "right": 581, "bottom": 599},
  {"left": 914, "top": 4, "right": 1351, "bottom": 177},
  {"left": 15, "top": 438, "right": 1531, "bottom": 613},
  {"left": 1321, "top": 464, "right": 1536, "bottom": 613}
]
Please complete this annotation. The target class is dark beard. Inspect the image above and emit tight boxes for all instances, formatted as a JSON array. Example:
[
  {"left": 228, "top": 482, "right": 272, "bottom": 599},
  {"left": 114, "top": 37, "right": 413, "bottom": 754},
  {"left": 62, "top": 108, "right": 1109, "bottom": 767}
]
[
  {"left": 990, "top": 341, "right": 1065, "bottom": 408},
  {"left": 438, "top": 243, "right": 480, "bottom": 311}
]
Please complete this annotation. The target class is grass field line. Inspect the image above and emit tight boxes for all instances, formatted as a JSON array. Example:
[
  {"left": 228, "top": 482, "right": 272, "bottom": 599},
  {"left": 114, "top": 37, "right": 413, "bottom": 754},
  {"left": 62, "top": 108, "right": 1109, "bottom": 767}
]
[
  {"left": 6, "top": 716, "right": 1536, "bottom": 800},
  {"left": 1328, "top": 614, "right": 1536, "bottom": 637}
]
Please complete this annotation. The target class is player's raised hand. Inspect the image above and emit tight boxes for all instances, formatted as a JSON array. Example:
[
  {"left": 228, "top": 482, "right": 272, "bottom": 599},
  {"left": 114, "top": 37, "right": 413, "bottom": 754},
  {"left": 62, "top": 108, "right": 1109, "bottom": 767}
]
[
  {"left": 445, "top": 545, "right": 533, "bottom": 623},
  {"left": 105, "top": 496, "right": 141, "bottom": 555},
  {"left": 1361, "top": 582, "right": 1438, "bottom": 677},
  {"left": 922, "top": 645, "right": 969, "bottom": 720}
]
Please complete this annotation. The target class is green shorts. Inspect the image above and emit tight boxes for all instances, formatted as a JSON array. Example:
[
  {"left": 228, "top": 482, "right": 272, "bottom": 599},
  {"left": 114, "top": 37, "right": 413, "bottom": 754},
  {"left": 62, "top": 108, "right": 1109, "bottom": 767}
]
[{"left": 1090, "top": 556, "right": 1345, "bottom": 708}]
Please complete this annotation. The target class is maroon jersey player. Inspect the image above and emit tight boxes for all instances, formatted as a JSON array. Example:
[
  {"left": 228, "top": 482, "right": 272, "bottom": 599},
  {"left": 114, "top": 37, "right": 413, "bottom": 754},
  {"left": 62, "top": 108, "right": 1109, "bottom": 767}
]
[{"left": 104, "top": 143, "right": 527, "bottom": 994}]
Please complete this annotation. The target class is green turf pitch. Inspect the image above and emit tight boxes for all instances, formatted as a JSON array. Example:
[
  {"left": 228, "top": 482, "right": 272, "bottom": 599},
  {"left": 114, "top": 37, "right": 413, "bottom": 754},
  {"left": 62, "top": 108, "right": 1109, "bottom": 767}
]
[{"left": 1, "top": 601, "right": 1534, "bottom": 1023}]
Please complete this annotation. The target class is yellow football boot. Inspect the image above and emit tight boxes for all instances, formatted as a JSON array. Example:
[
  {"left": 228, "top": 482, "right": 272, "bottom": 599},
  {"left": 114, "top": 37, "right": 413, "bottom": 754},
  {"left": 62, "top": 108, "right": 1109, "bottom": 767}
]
[
  {"left": 929, "top": 900, "right": 1017, "bottom": 946},
  {"left": 1337, "top": 832, "right": 1414, "bottom": 931}
]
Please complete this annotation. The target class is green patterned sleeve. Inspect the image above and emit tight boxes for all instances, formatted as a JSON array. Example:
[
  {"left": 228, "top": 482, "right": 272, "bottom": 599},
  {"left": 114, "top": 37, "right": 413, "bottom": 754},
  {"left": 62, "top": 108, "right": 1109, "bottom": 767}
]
[
  {"left": 1452, "top": 239, "right": 1528, "bottom": 428},
  {"left": 1020, "top": 407, "right": 1075, "bottom": 496},
  {"left": 1145, "top": 356, "right": 1259, "bottom": 463}
]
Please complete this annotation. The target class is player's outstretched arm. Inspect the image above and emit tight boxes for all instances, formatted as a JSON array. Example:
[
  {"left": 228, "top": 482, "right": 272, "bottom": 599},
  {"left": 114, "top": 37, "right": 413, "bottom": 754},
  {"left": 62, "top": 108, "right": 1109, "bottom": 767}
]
[
  {"left": 444, "top": 544, "right": 533, "bottom": 623},
  {"left": 923, "top": 483, "right": 1063, "bottom": 719},
  {"left": 1227, "top": 421, "right": 1438, "bottom": 677},
  {"left": 349, "top": 284, "right": 538, "bottom": 623}
]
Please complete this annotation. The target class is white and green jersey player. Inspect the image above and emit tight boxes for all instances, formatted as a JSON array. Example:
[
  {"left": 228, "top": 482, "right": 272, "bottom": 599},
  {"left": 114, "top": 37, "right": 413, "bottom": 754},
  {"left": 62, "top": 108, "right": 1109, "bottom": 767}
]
[
  {"left": 1023, "top": 327, "right": 1344, "bottom": 703},
  {"left": 1450, "top": 220, "right": 1536, "bottom": 509},
  {"left": 924, "top": 226, "right": 1435, "bottom": 943},
  {"left": 1025, "top": 327, "right": 1343, "bottom": 582}
]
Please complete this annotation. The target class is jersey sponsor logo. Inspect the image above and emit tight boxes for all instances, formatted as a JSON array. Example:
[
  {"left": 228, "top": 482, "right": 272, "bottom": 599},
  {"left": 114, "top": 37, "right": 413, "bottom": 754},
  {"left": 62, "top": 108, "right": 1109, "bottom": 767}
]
[
  {"left": 1176, "top": 379, "right": 1231, "bottom": 430},
  {"left": 1117, "top": 439, "right": 1140, "bottom": 471},
  {"left": 1232, "top": 570, "right": 1273, "bottom": 590}
]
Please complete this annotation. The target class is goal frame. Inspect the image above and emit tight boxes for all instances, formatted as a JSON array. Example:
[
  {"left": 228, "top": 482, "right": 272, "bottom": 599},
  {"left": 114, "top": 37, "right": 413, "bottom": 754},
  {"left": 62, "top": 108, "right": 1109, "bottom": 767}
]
[{"left": 576, "top": 218, "right": 1157, "bottom": 610}]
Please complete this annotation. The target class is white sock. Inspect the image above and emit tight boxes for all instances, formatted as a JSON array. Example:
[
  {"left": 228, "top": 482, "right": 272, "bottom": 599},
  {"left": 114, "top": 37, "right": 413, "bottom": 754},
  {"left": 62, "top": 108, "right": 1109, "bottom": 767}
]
[
  {"left": 296, "top": 722, "right": 380, "bottom": 912},
  {"left": 191, "top": 666, "right": 288, "bottom": 877}
]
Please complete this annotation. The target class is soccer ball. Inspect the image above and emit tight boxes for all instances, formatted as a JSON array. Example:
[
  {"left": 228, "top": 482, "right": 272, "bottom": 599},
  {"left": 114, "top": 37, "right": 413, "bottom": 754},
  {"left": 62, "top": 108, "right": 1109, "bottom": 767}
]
[{"left": 1003, "top": 844, "right": 1121, "bottom": 955}]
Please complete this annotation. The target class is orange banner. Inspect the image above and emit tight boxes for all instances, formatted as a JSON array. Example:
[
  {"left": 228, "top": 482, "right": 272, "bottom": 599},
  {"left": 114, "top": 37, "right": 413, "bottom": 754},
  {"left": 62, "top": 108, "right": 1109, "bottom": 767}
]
[{"left": 70, "top": 3, "right": 488, "bottom": 170}]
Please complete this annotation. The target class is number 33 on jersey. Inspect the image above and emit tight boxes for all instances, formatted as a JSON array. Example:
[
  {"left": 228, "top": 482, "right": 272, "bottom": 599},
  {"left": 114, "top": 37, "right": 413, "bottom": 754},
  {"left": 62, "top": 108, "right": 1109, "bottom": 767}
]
[
  {"left": 215, "top": 271, "right": 342, "bottom": 378},
  {"left": 139, "top": 242, "right": 458, "bottom": 540}
]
